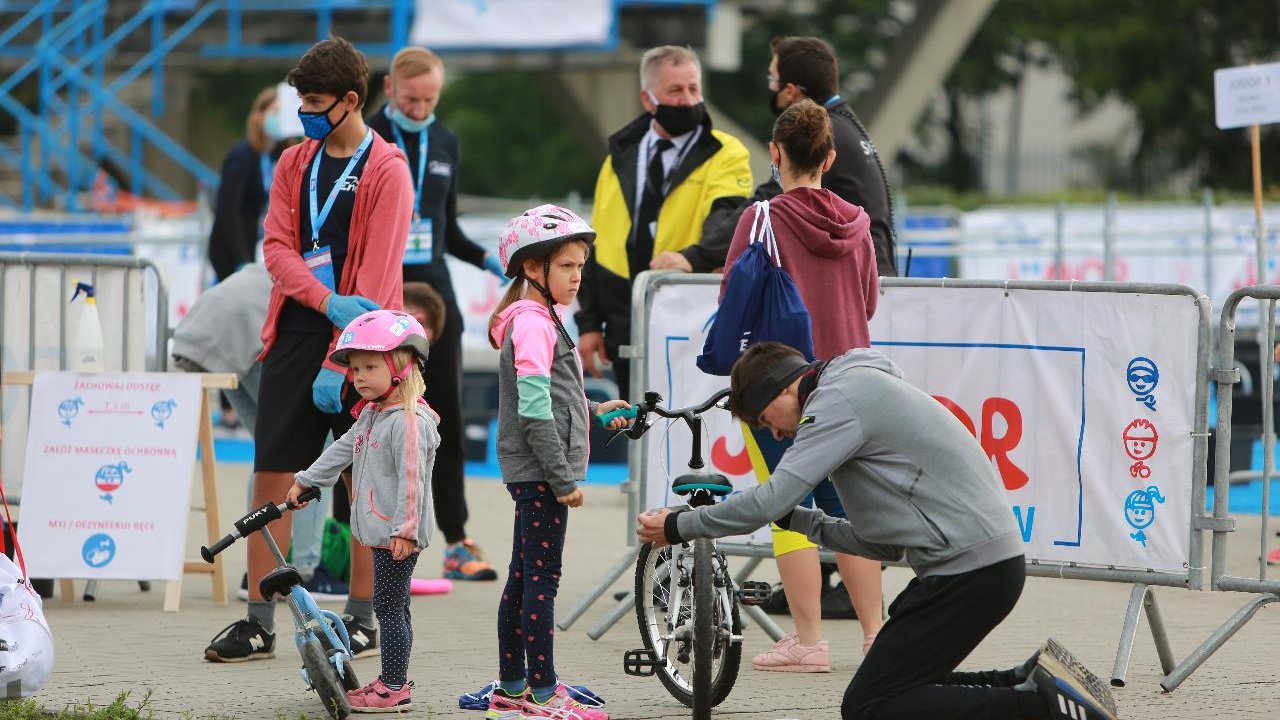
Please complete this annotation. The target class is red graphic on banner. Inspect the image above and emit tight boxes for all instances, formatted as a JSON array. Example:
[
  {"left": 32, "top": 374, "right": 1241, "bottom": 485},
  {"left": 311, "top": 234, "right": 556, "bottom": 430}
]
[
  {"left": 711, "top": 436, "right": 753, "bottom": 476},
  {"left": 1122, "top": 418, "right": 1158, "bottom": 479},
  {"left": 934, "top": 395, "right": 1030, "bottom": 490}
]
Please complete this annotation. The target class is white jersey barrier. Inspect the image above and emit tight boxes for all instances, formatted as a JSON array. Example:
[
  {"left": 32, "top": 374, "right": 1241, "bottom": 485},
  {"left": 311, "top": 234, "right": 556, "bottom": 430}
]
[{"left": 637, "top": 273, "right": 1212, "bottom": 585}]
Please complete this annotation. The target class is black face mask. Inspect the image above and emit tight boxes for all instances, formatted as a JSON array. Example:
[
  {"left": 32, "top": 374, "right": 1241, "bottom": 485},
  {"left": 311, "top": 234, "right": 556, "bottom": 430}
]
[
  {"left": 767, "top": 88, "right": 785, "bottom": 117},
  {"left": 652, "top": 100, "right": 706, "bottom": 136}
]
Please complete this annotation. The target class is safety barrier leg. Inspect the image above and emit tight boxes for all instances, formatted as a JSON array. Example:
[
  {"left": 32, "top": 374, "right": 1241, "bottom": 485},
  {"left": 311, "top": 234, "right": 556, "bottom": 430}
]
[
  {"left": 1160, "top": 593, "right": 1280, "bottom": 691},
  {"left": 557, "top": 545, "right": 639, "bottom": 631},
  {"left": 1110, "top": 584, "right": 1176, "bottom": 687}
]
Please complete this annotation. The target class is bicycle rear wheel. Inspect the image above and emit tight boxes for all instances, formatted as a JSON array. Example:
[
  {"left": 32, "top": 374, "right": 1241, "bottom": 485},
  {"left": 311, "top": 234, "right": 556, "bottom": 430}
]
[
  {"left": 302, "top": 637, "right": 351, "bottom": 719},
  {"left": 692, "top": 539, "right": 714, "bottom": 720}
]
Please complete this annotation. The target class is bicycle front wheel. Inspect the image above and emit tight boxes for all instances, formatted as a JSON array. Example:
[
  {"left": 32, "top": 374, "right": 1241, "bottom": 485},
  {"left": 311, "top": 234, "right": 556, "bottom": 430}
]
[{"left": 302, "top": 637, "right": 351, "bottom": 719}]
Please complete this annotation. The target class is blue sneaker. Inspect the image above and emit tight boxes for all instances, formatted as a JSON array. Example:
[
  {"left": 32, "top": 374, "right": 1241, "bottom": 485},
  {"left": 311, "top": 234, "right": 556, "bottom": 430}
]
[
  {"left": 443, "top": 539, "right": 498, "bottom": 581},
  {"left": 302, "top": 567, "right": 349, "bottom": 601}
]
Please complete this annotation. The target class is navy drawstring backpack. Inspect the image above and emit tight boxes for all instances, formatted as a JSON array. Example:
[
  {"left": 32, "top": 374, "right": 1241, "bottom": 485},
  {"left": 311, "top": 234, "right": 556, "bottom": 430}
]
[{"left": 697, "top": 200, "right": 814, "bottom": 376}]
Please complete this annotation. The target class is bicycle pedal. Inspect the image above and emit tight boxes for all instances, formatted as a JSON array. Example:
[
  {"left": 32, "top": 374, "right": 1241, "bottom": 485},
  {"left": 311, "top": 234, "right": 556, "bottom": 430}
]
[
  {"left": 623, "top": 648, "right": 659, "bottom": 677},
  {"left": 737, "top": 580, "right": 773, "bottom": 606}
]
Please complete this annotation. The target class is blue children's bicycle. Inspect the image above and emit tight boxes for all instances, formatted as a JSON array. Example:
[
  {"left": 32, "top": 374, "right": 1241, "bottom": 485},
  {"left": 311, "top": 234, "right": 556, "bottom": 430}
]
[{"left": 202, "top": 487, "right": 359, "bottom": 720}]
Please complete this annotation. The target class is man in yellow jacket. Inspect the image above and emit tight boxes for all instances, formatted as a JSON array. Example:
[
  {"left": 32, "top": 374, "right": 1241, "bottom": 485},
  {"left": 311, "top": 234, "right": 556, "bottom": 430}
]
[{"left": 576, "top": 45, "right": 752, "bottom": 400}]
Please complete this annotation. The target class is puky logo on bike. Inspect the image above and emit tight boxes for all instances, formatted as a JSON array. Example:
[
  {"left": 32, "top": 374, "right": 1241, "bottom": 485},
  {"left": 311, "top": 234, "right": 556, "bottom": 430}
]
[
  {"left": 94, "top": 461, "right": 132, "bottom": 504},
  {"left": 58, "top": 396, "right": 84, "bottom": 428},
  {"left": 81, "top": 533, "right": 116, "bottom": 568},
  {"left": 150, "top": 399, "right": 176, "bottom": 428}
]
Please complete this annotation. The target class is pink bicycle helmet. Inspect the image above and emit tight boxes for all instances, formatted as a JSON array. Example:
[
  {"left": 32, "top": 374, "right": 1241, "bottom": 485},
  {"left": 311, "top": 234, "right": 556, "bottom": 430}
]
[
  {"left": 497, "top": 204, "right": 596, "bottom": 279},
  {"left": 330, "top": 310, "right": 430, "bottom": 395}
]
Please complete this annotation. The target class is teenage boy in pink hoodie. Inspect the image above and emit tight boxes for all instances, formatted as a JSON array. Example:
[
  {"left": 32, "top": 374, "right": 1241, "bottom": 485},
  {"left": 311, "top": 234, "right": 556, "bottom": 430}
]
[{"left": 205, "top": 36, "right": 414, "bottom": 663}]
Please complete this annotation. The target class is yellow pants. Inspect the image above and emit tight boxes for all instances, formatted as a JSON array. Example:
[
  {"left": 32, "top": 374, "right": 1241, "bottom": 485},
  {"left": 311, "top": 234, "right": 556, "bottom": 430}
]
[{"left": 742, "top": 421, "right": 815, "bottom": 557}]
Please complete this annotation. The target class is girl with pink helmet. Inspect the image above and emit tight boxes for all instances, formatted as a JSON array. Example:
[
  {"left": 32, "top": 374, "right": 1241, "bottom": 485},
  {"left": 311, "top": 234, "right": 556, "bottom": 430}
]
[
  {"left": 483, "top": 205, "right": 630, "bottom": 720},
  {"left": 287, "top": 309, "right": 438, "bottom": 712}
]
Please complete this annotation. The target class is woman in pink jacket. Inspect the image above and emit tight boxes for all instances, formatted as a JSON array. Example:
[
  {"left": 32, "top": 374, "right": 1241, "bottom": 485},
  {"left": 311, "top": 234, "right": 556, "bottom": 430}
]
[{"left": 721, "top": 99, "right": 882, "bottom": 672}]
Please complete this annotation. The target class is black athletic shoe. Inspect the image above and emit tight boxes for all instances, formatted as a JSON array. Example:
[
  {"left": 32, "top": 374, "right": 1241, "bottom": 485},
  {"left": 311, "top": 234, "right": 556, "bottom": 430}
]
[
  {"left": 820, "top": 581, "right": 859, "bottom": 620},
  {"left": 342, "top": 614, "right": 380, "bottom": 659},
  {"left": 1018, "top": 638, "right": 1119, "bottom": 720},
  {"left": 204, "top": 617, "right": 275, "bottom": 662}
]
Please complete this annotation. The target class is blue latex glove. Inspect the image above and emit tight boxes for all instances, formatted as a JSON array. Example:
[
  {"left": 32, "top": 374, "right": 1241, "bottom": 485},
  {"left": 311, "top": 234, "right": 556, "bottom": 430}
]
[
  {"left": 312, "top": 367, "right": 346, "bottom": 414},
  {"left": 483, "top": 254, "right": 512, "bottom": 286},
  {"left": 325, "top": 294, "right": 379, "bottom": 329}
]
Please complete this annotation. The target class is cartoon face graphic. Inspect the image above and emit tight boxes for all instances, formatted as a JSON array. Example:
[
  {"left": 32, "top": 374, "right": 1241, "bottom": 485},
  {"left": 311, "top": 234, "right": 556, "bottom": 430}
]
[
  {"left": 151, "top": 399, "right": 176, "bottom": 427},
  {"left": 1124, "top": 486, "right": 1166, "bottom": 531},
  {"left": 1127, "top": 357, "right": 1159, "bottom": 396},
  {"left": 1123, "top": 419, "right": 1159, "bottom": 461}
]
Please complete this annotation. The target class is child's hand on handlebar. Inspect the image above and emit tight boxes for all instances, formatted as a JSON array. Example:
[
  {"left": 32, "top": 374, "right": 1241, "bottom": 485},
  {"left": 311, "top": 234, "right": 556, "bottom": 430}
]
[
  {"left": 557, "top": 487, "right": 585, "bottom": 508},
  {"left": 286, "top": 481, "right": 313, "bottom": 508},
  {"left": 595, "top": 399, "right": 634, "bottom": 430}
]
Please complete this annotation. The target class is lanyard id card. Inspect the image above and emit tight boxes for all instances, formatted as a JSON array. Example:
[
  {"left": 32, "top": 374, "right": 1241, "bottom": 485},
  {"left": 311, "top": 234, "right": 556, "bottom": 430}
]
[
  {"left": 403, "top": 218, "right": 434, "bottom": 265},
  {"left": 304, "top": 245, "right": 336, "bottom": 291}
]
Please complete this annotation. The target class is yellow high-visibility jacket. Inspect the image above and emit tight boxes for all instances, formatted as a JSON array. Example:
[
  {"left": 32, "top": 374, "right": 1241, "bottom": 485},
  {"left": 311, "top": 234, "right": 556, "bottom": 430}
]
[{"left": 577, "top": 113, "right": 752, "bottom": 353}]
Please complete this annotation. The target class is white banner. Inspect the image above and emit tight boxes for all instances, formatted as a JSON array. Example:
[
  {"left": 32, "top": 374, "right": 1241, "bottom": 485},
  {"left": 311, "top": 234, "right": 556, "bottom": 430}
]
[
  {"left": 17, "top": 372, "right": 202, "bottom": 580},
  {"left": 642, "top": 279, "right": 1200, "bottom": 571},
  {"left": 411, "top": 0, "right": 615, "bottom": 50}
]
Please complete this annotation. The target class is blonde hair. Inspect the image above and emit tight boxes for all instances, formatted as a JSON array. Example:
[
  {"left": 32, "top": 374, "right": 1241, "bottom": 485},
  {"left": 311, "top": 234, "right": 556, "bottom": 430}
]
[
  {"left": 389, "top": 347, "right": 426, "bottom": 419},
  {"left": 390, "top": 47, "right": 443, "bottom": 80},
  {"left": 246, "top": 86, "right": 277, "bottom": 153},
  {"left": 487, "top": 239, "right": 592, "bottom": 349},
  {"left": 639, "top": 45, "right": 701, "bottom": 90}
]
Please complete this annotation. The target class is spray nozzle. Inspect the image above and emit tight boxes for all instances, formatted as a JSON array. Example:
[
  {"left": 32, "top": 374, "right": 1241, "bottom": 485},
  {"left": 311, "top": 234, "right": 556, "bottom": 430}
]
[{"left": 71, "top": 282, "right": 95, "bottom": 302}]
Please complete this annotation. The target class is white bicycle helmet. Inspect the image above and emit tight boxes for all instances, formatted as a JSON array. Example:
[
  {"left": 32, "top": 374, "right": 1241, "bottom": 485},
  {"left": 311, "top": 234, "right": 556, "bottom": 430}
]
[{"left": 497, "top": 204, "right": 595, "bottom": 279}]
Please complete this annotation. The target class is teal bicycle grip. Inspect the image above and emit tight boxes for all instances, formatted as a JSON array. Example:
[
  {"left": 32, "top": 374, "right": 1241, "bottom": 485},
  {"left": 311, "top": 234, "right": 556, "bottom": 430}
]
[{"left": 597, "top": 406, "right": 638, "bottom": 427}]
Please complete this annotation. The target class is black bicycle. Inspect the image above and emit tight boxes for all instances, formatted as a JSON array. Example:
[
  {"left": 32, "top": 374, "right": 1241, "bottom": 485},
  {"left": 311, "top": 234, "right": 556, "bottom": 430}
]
[{"left": 604, "top": 389, "right": 771, "bottom": 720}]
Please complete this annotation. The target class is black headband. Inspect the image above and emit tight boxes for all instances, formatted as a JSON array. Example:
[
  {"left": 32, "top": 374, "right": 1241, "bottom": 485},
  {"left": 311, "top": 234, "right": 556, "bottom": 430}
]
[{"left": 735, "top": 355, "right": 812, "bottom": 422}]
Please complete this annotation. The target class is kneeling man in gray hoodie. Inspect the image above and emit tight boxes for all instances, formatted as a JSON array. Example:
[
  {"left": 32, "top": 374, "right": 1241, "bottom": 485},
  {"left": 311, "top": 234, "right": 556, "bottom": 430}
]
[{"left": 637, "top": 342, "right": 1119, "bottom": 720}]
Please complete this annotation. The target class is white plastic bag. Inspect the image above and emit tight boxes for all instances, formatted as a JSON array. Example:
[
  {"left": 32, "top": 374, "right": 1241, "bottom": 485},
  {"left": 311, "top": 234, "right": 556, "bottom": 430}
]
[{"left": 0, "top": 551, "right": 53, "bottom": 697}]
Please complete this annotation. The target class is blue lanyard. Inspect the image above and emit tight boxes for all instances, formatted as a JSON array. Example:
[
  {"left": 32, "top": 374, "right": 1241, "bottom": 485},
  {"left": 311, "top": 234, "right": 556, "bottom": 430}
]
[
  {"left": 308, "top": 128, "right": 374, "bottom": 250},
  {"left": 390, "top": 121, "right": 428, "bottom": 220},
  {"left": 259, "top": 152, "right": 273, "bottom": 196},
  {"left": 823, "top": 95, "right": 842, "bottom": 109}
]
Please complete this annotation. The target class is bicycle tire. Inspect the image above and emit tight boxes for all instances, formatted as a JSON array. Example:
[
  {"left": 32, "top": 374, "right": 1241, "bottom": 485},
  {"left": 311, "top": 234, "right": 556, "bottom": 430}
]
[
  {"left": 692, "top": 539, "right": 715, "bottom": 720},
  {"left": 706, "top": 545, "right": 747, "bottom": 702},
  {"left": 302, "top": 637, "right": 351, "bottom": 720},
  {"left": 318, "top": 627, "right": 361, "bottom": 693},
  {"left": 635, "top": 543, "right": 694, "bottom": 707}
]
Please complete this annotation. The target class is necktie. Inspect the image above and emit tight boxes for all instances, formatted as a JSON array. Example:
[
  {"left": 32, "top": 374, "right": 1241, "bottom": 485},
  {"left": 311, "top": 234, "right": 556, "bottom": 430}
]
[{"left": 630, "top": 138, "right": 674, "bottom": 277}]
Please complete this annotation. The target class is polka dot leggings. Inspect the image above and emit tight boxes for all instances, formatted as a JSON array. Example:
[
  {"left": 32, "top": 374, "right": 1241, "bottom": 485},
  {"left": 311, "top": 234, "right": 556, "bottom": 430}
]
[
  {"left": 371, "top": 547, "right": 419, "bottom": 687},
  {"left": 497, "top": 482, "right": 568, "bottom": 687}
]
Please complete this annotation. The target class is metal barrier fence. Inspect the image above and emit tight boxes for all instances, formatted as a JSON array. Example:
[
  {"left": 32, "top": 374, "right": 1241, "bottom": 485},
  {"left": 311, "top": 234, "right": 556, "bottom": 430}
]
[
  {"left": 561, "top": 271, "right": 1226, "bottom": 692},
  {"left": 0, "top": 251, "right": 170, "bottom": 496},
  {"left": 1160, "top": 284, "right": 1280, "bottom": 690}
]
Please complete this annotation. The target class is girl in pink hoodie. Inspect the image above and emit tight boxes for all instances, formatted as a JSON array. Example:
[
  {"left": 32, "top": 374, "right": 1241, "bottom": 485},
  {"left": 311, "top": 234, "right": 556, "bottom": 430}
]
[{"left": 721, "top": 99, "right": 883, "bottom": 671}]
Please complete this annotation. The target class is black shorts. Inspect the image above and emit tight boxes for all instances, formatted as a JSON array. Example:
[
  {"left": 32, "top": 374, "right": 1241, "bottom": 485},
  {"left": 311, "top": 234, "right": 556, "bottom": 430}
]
[{"left": 254, "top": 331, "right": 359, "bottom": 473}]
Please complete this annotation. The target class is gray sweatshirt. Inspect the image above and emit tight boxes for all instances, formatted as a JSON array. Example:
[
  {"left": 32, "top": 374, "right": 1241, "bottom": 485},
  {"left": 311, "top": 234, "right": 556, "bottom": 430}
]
[
  {"left": 295, "top": 402, "right": 439, "bottom": 550},
  {"left": 170, "top": 262, "right": 270, "bottom": 376},
  {"left": 676, "top": 348, "right": 1023, "bottom": 578},
  {"left": 489, "top": 300, "right": 599, "bottom": 497}
]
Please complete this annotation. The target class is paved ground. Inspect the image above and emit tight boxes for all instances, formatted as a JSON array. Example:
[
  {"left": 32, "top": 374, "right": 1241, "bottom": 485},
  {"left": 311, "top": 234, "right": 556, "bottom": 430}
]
[{"left": 32, "top": 462, "right": 1280, "bottom": 719}]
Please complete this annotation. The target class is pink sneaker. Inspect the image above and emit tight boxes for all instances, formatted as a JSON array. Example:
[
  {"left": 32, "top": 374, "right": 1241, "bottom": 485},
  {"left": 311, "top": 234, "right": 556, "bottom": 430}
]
[
  {"left": 346, "top": 677, "right": 412, "bottom": 713},
  {"left": 752, "top": 632, "right": 830, "bottom": 673},
  {"left": 522, "top": 683, "right": 609, "bottom": 720},
  {"left": 1268, "top": 546, "right": 1280, "bottom": 566},
  {"left": 485, "top": 687, "right": 526, "bottom": 720}
]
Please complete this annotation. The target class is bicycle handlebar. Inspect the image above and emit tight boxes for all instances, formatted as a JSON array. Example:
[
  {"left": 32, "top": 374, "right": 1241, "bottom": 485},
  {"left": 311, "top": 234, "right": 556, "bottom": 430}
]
[
  {"left": 611, "top": 388, "right": 730, "bottom": 471},
  {"left": 201, "top": 486, "right": 322, "bottom": 563}
]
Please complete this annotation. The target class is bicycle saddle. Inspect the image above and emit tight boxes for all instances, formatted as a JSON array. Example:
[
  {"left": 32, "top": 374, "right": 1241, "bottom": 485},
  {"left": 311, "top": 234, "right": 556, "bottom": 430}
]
[
  {"left": 671, "top": 473, "right": 733, "bottom": 497},
  {"left": 259, "top": 565, "right": 304, "bottom": 599}
]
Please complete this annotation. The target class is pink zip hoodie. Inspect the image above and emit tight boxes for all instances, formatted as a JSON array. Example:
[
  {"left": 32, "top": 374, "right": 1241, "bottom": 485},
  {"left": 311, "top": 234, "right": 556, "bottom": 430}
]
[{"left": 721, "top": 187, "right": 878, "bottom": 359}]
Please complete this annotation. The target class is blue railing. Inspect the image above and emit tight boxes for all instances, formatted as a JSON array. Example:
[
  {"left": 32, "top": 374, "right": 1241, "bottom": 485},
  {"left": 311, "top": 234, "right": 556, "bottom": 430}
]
[{"left": 0, "top": 0, "right": 715, "bottom": 212}]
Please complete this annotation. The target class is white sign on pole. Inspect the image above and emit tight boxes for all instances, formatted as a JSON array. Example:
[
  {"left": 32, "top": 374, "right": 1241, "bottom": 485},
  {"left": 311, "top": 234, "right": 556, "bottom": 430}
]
[
  {"left": 411, "top": 0, "right": 615, "bottom": 50},
  {"left": 644, "top": 280, "right": 1200, "bottom": 571},
  {"left": 1214, "top": 62, "right": 1280, "bottom": 130},
  {"left": 17, "top": 373, "right": 202, "bottom": 580}
]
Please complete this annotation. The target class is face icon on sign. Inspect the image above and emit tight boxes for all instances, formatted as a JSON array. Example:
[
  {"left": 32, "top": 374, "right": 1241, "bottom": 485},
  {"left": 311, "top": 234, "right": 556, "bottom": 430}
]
[
  {"left": 1127, "top": 357, "right": 1159, "bottom": 396},
  {"left": 1123, "top": 419, "right": 1159, "bottom": 461},
  {"left": 1124, "top": 485, "right": 1166, "bottom": 547}
]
